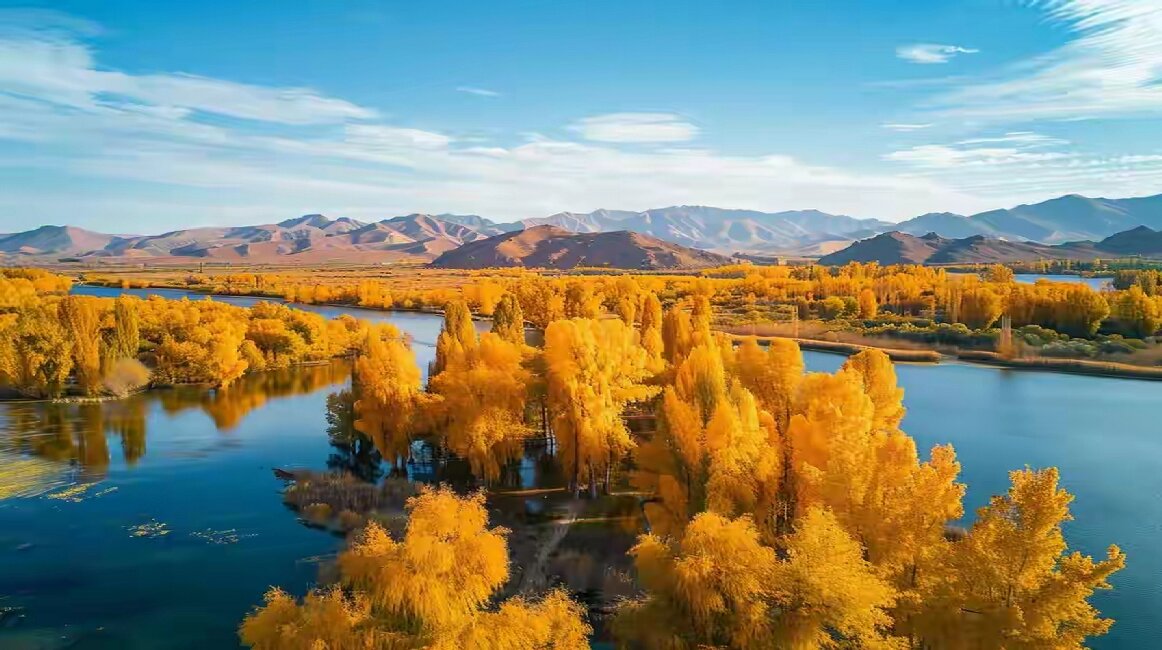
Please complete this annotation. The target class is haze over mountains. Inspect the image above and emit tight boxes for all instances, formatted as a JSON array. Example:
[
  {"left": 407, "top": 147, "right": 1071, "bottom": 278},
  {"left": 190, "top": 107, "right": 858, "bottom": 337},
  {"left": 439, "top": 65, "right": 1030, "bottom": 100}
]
[{"left": 2, "top": 191, "right": 1160, "bottom": 265}]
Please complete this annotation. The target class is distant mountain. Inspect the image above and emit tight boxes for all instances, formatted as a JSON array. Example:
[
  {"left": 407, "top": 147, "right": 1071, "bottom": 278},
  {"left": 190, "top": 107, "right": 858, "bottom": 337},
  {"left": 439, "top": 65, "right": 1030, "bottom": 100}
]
[
  {"left": 0, "top": 225, "right": 124, "bottom": 256},
  {"left": 893, "top": 213, "right": 991, "bottom": 239},
  {"left": 521, "top": 206, "right": 891, "bottom": 253},
  {"left": 954, "top": 194, "right": 1162, "bottom": 244},
  {"left": 430, "top": 225, "right": 733, "bottom": 270},
  {"left": 5, "top": 191, "right": 1162, "bottom": 264},
  {"left": 520, "top": 194, "right": 1162, "bottom": 251},
  {"left": 818, "top": 225, "right": 1162, "bottom": 265},
  {"left": 0, "top": 214, "right": 505, "bottom": 263}
]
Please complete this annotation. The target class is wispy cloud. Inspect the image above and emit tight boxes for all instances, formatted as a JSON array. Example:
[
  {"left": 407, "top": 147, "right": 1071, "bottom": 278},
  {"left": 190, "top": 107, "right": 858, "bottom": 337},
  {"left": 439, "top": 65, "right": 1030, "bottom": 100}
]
[
  {"left": 0, "top": 20, "right": 975, "bottom": 226},
  {"left": 896, "top": 43, "right": 979, "bottom": 64},
  {"left": 882, "top": 123, "right": 934, "bottom": 132},
  {"left": 930, "top": 0, "right": 1162, "bottom": 121},
  {"left": 456, "top": 86, "right": 501, "bottom": 97},
  {"left": 883, "top": 129, "right": 1162, "bottom": 202},
  {"left": 0, "top": 19, "right": 376, "bottom": 124},
  {"left": 568, "top": 113, "right": 700, "bottom": 143},
  {"left": 886, "top": 131, "right": 1072, "bottom": 168}
]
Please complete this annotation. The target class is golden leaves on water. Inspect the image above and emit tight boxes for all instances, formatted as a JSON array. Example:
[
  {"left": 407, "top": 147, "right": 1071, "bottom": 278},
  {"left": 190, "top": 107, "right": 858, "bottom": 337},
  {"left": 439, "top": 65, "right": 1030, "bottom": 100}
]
[
  {"left": 44, "top": 483, "right": 118, "bottom": 503},
  {"left": 127, "top": 520, "right": 170, "bottom": 538}
]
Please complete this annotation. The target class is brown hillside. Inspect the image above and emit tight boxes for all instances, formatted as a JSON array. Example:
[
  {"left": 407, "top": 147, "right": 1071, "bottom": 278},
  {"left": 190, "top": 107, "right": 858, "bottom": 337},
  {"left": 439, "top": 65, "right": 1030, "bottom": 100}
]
[{"left": 430, "top": 225, "right": 733, "bottom": 270}]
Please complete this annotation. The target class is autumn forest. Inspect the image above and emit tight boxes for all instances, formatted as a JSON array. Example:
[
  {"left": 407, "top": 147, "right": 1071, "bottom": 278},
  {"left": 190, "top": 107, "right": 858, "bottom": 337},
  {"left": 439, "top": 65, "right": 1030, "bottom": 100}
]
[{"left": 0, "top": 264, "right": 1139, "bottom": 648}]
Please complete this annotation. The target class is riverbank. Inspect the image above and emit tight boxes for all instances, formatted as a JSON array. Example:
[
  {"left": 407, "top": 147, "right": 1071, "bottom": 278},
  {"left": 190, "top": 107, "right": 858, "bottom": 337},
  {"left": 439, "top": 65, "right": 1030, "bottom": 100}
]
[
  {"left": 722, "top": 332, "right": 942, "bottom": 363},
  {"left": 957, "top": 350, "right": 1162, "bottom": 381},
  {"left": 78, "top": 283, "right": 1162, "bottom": 382}
]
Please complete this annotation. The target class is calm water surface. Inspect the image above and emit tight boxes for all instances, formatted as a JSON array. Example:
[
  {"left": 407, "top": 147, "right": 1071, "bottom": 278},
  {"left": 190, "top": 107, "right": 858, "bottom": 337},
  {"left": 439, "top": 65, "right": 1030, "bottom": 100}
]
[
  {"left": 0, "top": 286, "right": 1156, "bottom": 648},
  {"left": 1015, "top": 273, "right": 1111, "bottom": 290}
]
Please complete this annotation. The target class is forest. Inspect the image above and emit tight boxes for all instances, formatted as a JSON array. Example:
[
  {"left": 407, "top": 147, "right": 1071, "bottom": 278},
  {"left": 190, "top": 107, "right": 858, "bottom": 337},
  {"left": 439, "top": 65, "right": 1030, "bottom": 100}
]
[
  {"left": 84, "top": 261, "right": 1162, "bottom": 362},
  {"left": 239, "top": 288, "right": 1124, "bottom": 649},
  {"left": 0, "top": 266, "right": 1130, "bottom": 648}
]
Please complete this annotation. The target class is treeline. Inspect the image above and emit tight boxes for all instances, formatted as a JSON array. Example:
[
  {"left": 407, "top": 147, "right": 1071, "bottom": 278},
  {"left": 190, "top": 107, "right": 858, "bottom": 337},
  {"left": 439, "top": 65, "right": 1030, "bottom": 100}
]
[
  {"left": 243, "top": 292, "right": 1125, "bottom": 649},
  {"left": 0, "top": 270, "right": 393, "bottom": 399},
  {"left": 91, "top": 262, "right": 1162, "bottom": 345}
]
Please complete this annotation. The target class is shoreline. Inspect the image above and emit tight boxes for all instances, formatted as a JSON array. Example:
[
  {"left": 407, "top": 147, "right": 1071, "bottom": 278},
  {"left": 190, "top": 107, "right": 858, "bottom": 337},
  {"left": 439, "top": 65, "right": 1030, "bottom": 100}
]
[
  {"left": 0, "top": 358, "right": 351, "bottom": 405},
  {"left": 78, "top": 284, "right": 1162, "bottom": 382}
]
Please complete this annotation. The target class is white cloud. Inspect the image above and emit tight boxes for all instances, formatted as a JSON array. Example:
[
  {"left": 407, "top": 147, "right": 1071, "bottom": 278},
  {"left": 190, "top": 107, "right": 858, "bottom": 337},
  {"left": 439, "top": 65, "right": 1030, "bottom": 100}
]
[
  {"left": 896, "top": 43, "right": 979, "bottom": 64},
  {"left": 883, "top": 129, "right": 1162, "bottom": 203},
  {"left": 0, "top": 21, "right": 375, "bottom": 124},
  {"left": 343, "top": 124, "right": 453, "bottom": 151},
  {"left": 568, "top": 113, "right": 700, "bottom": 143},
  {"left": 882, "top": 123, "right": 934, "bottom": 131},
  {"left": 456, "top": 86, "right": 501, "bottom": 97},
  {"left": 885, "top": 144, "right": 1074, "bottom": 168},
  {"left": 930, "top": 0, "right": 1162, "bottom": 121},
  {"left": 6, "top": 11, "right": 1158, "bottom": 231}
]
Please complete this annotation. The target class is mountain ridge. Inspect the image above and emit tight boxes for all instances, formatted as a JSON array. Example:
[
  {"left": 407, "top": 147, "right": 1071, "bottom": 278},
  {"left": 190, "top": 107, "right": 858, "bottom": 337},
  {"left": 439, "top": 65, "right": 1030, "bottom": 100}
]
[
  {"left": 818, "top": 226, "right": 1162, "bottom": 265},
  {"left": 4, "top": 191, "right": 1161, "bottom": 263},
  {"left": 430, "top": 225, "right": 733, "bottom": 270}
]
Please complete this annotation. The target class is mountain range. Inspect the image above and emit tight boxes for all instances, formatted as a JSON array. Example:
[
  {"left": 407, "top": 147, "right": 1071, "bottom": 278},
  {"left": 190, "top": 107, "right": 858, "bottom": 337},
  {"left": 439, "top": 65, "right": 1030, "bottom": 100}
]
[
  {"left": 0, "top": 214, "right": 505, "bottom": 263},
  {"left": 2, "top": 191, "right": 1160, "bottom": 264},
  {"left": 818, "top": 226, "right": 1162, "bottom": 266}
]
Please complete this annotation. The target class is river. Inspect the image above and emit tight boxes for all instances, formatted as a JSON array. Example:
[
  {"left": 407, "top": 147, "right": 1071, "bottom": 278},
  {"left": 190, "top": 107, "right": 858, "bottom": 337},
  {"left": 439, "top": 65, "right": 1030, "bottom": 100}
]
[
  {"left": 0, "top": 285, "right": 1157, "bottom": 648},
  {"left": 1015, "top": 273, "right": 1111, "bottom": 290}
]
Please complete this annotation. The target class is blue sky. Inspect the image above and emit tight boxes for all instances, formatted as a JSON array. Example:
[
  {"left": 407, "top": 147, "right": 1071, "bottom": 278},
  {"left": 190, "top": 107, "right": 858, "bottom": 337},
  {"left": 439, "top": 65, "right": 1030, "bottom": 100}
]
[{"left": 2, "top": 0, "right": 1161, "bottom": 232}]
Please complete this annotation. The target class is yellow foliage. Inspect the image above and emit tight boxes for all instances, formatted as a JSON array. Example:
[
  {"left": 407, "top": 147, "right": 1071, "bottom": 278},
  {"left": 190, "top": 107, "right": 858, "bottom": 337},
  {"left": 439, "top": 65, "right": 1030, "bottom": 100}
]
[
  {"left": 428, "top": 333, "right": 531, "bottom": 482},
  {"left": 544, "top": 318, "right": 658, "bottom": 493},
  {"left": 354, "top": 332, "right": 427, "bottom": 466}
]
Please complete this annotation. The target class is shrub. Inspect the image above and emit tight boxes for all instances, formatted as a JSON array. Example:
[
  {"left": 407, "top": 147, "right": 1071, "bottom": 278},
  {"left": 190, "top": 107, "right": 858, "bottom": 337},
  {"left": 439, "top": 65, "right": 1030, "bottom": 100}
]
[{"left": 101, "top": 358, "right": 151, "bottom": 397}]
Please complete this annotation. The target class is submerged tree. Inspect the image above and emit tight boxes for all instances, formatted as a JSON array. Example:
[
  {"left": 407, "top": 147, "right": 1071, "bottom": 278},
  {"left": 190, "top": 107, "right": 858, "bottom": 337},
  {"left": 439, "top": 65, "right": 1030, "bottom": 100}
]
[
  {"left": 353, "top": 331, "right": 427, "bottom": 469},
  {"left": 544, "top": 318, "right": 657, "bottom": 496},
  {"left": 429, "top": 333, "right": 532, "bottom": 483}
]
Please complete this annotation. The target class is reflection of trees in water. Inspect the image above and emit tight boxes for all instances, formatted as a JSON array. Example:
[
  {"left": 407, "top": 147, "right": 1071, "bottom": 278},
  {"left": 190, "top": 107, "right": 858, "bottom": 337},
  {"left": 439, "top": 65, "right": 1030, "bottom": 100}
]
[
  {"left": 166, "top": 361, "right": 351, "bottom": 430},
  {"left": 0, "top": 361, "right": 352, "bottom": 483},
  {"left": 4, "top": 403, "right": 110, "bottom": 479},
  {"left": 324, "top": 389, "right": 383, "bottom": 483}
]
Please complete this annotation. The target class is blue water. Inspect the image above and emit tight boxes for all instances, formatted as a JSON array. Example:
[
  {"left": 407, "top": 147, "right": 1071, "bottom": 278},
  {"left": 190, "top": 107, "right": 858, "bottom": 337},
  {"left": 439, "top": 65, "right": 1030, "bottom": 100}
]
[
  {"left": 0, "top": 286, "right": 1156, "bottom": 648},
  {"left": 1015, "top": 273, "right": 1111, "bottom": 291}
]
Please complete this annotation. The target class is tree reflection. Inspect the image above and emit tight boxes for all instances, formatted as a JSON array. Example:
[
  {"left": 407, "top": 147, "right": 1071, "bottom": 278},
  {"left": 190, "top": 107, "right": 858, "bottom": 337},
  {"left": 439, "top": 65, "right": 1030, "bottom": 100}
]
[
  {"left": 0, "top": 361, "right": 352, "bottom": 498},
  {"left": 324, "top": 389, "right": 383, "bottom": 482}
]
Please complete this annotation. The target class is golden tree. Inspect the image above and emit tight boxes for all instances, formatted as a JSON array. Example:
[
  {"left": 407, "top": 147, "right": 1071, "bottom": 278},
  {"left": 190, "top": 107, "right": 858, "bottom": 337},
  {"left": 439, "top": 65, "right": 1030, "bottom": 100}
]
[
  {"left": 638, "top": 292, "right": 664, "bottom": 361},
  {"left": 916, "top": 468, "right": 1125, "bottom": 648},
  {"left": 858, "top": 287, "right": 879, "bottom": 319},
  {"left": 634, "top": 344, "right": 782, "bottom": 538},
  {"left": 617, "top": 508, "right": 898, "bottom": 649},
  {"left": 772, "top": 508, "right": 900, "bottom": 649},
  {"left": 490, "top": 292, "right": 526, "bottom": 344},
  {"left": 0, "top": 304, "right": 73, "bottom": 398},
  {"left": 660, "top": 304, "right": 694, "bottom": 366},
  {"left": 841, "top": 349, "right": 905, "bottom": 432},
  {"left": 241, "top": 487, "right": 591, "bottom": 650},
  {"left": 434, "top": 298, "right": 477, "bottom": 375},
  {"left": 563, "top": 281, "right": 602, "bottom": 319},
  {"left": 615, "top": 512, "right": 779, "bottom": 649},
  {"left": 428, "top": 333, "right": 532, "bottom": 483},
  {"left": 354, "top": 331, "right": 427, "bottom": 469},
  {"left": 544, "top": 318, "right": 657, "bottom": 496},
  {"left": 112, "top": 295, "right": 141, "bottom": 359},
  {"left": 732, "top": 336, "right": 803, "bottom": 433},
  {"left": 58, "top": 295, "right": 104, "bottom": 395}
]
